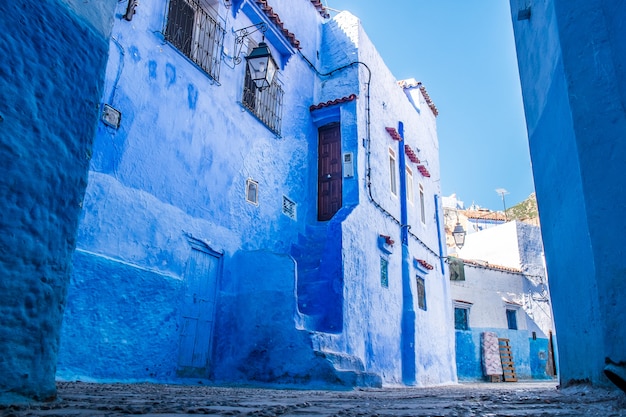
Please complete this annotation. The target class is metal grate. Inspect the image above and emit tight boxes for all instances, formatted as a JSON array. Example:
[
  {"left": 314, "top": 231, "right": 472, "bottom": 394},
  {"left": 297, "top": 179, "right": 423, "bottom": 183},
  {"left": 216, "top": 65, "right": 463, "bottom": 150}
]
[
  {"left": 242, "top": 65, "right": 284, "bottom": 135},
  {"left": 380, "top": 257, "right": 389, "bottom": 288},
  {"left": 282, "top": 196, "right": 296, "bottom": 220},
  {"left": 164, "top": 0, "right": 225, "bottom": 81},
  {"left": 416, "top": 276, "right": 427, "bottom": 311}
]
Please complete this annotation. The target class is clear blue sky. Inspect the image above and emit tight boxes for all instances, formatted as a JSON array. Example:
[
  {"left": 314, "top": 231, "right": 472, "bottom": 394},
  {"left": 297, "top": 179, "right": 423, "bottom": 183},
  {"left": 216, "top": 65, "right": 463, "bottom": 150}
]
[{"left": 325, "top": 1, "right": 535, "bottom": 211}]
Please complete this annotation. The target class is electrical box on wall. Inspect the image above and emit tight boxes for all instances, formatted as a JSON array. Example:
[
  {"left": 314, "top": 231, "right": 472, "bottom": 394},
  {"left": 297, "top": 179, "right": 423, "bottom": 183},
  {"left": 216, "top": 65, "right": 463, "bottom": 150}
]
[
  {"left": 101, "top": 104, "right": 121, "bottom": 129},
  {"left": 343, "top": 152, "right": 354, "bottom": 178}
]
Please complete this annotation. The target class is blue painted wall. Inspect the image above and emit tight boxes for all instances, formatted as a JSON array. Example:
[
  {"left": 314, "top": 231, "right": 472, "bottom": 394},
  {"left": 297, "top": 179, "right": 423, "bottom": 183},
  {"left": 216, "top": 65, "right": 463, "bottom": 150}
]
[
  {"left": 57, "top": 250, "right": 182, "bottom": 382},
  {"left": 0, "top": 0, "right": 115, "bottom": 402},
  {"left": 510, "top": 0, "right": 626, "bottom": 389},
  {"left": 455, "top": 329, "right": 548, "bottom": 381},
  {"left": 53, "top": 0, "right": 455, "bottom": 389}
]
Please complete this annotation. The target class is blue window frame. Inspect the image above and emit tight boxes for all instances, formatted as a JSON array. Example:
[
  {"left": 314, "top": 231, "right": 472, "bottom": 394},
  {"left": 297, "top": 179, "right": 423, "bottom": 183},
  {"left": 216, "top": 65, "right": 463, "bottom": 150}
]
[{"left": 506, "top": 309, "right": 518, "bottom": 330}]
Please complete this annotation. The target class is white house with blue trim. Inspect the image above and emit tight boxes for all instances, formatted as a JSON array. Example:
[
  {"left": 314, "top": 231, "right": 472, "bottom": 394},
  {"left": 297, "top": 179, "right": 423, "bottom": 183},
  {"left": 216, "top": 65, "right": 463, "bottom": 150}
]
[
  {"left": 449, "top": 221, "right": 556, "bottom": 381},
  {"left": 55, "top": 0, "right": 456, "bottom": 388}
]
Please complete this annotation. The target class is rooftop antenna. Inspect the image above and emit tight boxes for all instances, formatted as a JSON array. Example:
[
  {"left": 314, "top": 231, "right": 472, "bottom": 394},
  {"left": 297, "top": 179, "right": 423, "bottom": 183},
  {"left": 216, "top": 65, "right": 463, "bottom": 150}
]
[{"left": 495, "top": 188, "right": 509, "bottom": 221}]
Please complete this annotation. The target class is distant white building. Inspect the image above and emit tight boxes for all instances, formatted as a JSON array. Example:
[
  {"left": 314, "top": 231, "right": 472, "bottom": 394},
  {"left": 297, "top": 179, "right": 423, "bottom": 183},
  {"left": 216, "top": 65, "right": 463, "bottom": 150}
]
[{"left": 449, "top": 220, "right": 556, "bottom": 380}]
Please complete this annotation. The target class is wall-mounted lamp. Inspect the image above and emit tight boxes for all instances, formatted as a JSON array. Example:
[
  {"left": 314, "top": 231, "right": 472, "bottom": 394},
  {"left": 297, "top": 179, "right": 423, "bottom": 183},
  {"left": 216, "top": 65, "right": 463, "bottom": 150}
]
[
  {"left": 233, "top": 23, "right": 278, "bottom": 90},
  {"left": 452, "top": 221, "right": 466, "bottom": 249}
]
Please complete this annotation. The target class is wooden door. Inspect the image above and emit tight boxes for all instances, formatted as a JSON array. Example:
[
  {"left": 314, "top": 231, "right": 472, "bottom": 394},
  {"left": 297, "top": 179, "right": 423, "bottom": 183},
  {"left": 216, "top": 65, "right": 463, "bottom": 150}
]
[
  {"left": 177, "top": 247, "right": 220, "bottom": 377},
  {"left": 317, "top": 123, "right": 342, "bottom": 221}
]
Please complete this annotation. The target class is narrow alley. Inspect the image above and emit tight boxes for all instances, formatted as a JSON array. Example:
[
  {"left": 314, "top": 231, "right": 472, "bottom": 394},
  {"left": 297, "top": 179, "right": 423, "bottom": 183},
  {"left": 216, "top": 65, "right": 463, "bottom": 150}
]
[{"left": 4, "top": 381, "right": 625, "bottom": 417}]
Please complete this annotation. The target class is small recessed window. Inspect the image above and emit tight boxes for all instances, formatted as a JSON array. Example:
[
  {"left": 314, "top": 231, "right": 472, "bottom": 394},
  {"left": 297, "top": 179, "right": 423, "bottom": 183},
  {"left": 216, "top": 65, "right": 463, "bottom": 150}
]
[
  {"left": 419, "top": 183, "right": 426, "bottom": 224},
  {"left": 380, "top": 257, "right": 389, "bottom": 288},
  {"left": 389, "top": 148, "right": 397, "bottom": 196},
  {"left": 506, "top": 309, "right": 518, "bottom": 330},
  {"left": 282, "top": 196, "right": 296, "bottom": 220},
  {"left": 454, "top": 307, "right": 469, "bottom": 330},
  {"left": 416, "top": 276, "right": 426, "bottom": 310},
  {"left": 406, "top": 166, "right": 414, "bottom": 204},
  {"left": 246, "top": 179, "right": 259, "bottom": 205}
]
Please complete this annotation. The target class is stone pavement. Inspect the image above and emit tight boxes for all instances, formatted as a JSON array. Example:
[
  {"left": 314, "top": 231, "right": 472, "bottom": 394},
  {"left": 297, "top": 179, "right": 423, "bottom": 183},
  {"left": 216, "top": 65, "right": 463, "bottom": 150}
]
[{"left": 2, "top": 381, "right": 625, "bottom": 417}]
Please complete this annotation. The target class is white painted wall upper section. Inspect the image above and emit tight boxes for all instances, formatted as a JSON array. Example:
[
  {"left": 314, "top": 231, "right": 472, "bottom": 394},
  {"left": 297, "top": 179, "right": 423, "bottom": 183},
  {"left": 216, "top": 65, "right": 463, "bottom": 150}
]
[{"left": 458, "top": 221, "right": 521, "bottom": 269}]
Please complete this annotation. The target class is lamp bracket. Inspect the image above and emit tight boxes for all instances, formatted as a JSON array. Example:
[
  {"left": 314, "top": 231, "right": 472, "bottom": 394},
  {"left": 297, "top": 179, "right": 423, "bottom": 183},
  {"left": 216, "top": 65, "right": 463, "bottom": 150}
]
[{"left": 233, "top": 22, "right": 267, "bottom": 65}]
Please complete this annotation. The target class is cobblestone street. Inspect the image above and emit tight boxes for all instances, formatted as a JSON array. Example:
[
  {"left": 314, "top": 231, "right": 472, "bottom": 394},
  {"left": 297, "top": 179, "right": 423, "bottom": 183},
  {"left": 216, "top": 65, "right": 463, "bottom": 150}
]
[{"left": 3, "top": 381, "right": 625, "bottom": 417}]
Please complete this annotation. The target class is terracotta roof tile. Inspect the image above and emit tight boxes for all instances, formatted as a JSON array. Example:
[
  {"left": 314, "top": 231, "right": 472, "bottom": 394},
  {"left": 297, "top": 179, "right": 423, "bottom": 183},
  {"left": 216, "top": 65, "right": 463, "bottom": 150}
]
[
  {"left": 416, "top": 258, "right": 434, "bottom": 270},
  {"left": 463, "top": 210, "right": 506, "bottom": 221},
  {"left": 309, "top": 0, "right": 330, "bottom": 18},
  {"left": 255, "top": 0, "right": 301, "bottom": 49},
  {"left": 309, "top": 94, "right": 357, "bottom": 111},
  {"left": 461, "top": 258, "right": 522, "bottom": 274},
  {"left": 404, "top": 144, "right": 420, "bottom": 164},
  {"left": 397, "top": 79, "right": 439, "bottom": 117},
  {"left": 385, "top": 127, "right": 402, "bottom": 141},
  {"left": 417, "top": 164, "right": 431, "bottom": 178}
]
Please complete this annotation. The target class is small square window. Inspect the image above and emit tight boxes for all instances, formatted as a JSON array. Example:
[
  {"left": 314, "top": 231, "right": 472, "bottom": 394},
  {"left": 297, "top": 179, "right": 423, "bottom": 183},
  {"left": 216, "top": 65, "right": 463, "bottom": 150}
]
[
  {"left": 416, "top": 276, "right": 426, "bottom": 311},
  {"left": 245, "top": 179, "right": 258, "bottom": 205},
  {"left": 454, "top": 307, "right": 469, "bottom": 330},
  {"left": 380, "top": 257, "right": 389, "bottom": 288}
]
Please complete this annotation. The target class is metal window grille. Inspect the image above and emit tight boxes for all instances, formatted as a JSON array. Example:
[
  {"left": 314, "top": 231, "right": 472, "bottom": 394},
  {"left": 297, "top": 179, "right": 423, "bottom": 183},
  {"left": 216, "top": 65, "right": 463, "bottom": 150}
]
[
  {"left": 380, "top": 257, "right": 389, "bottom": 288},
  {"left": 282, "top": 196, "right": 296, "bottom": 220},
  {"left": 416, "top": 277, "right": 427, "bottom": 311},
  {"left": 164, "top": 0, "right": 225, "bottom": 81},
  {"left": 242, "top": 65, "right": 284, "bottom": 135}
]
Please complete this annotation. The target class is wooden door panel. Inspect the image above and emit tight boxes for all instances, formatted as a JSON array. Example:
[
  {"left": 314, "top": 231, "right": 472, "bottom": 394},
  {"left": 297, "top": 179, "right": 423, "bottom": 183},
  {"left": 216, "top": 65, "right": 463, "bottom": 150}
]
[{"left": 318, "top": 123, "right": 342, "bottom": 221}]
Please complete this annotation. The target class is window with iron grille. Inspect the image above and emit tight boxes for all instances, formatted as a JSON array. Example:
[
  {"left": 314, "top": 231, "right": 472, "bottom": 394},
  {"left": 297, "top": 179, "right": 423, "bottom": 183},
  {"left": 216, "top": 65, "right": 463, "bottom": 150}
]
[
  {"left": 380, "top": 257, "right": 389, "bottom": 288},
  {"left": 282, "top": 196, "right": 296, "bottom": 220},
  {"left": 242, "top": 65, "right": 284, "bottom": 135},
  {"left": 164, "top": 0, "right": 225, "bottom": 81},
  {"left": 416, "top": 276, "right": 427, "bottom": 311}
]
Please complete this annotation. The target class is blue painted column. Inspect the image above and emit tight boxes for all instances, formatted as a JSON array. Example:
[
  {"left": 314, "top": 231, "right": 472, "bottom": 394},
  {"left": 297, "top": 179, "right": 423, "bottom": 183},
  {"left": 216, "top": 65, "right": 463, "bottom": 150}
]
[{"left": 398, "top": 121, "right": 416, "bottom": 385}]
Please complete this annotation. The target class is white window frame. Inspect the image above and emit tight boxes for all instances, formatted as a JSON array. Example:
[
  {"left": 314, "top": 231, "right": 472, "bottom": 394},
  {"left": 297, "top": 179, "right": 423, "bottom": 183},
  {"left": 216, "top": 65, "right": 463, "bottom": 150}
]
[
  {"left": 406, "top": 166, "right": 414, "bottom": 205},
  {"left": 245, "top": 178, "right": 259, "bottom": 205},
  {"left": 419, "top": 183, "right": 426, "bottom": 224},
  {"left": 389, "top": 148, "right": 397, "bottom": 196}
]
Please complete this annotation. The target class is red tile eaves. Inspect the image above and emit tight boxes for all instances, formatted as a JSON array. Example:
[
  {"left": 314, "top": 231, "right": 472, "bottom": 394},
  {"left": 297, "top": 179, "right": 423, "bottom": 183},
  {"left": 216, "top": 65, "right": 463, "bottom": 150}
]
[
  {"left": 417, "top": 165, "right": 431, "bottom": 178},
  {"left": 404, "top": 144, "right": 420, "bottom": 164},
  {"left": 309, "top": 94, "right": 357, "bottom": 111},
  {"left": 397, "top": 79, "right": 439, "bottom": 117},
  {"left": 416, "top": 259, "right": 434, "bottom": 270},
  {"left": 309, "top": 0, "right": 330, "bottom": 18},
  {"left": 385, "top": 127, "right": 402, "bottom": 141},
  {"left": 255, "top": 0, "right": 301, "bottom": 49},
  {"left": 461, "top": 258, "right": 522, "bottom": 274}
]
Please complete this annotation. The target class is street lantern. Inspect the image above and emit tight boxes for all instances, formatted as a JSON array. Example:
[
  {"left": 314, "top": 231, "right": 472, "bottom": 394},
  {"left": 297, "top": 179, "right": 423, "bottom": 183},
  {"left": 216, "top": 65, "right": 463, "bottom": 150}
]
[
  {"left": 452, "top": 221, "right": 466, "bottom": 249},
  {"left": 245, "top": 42, "right": 278, "bottom": 90}
]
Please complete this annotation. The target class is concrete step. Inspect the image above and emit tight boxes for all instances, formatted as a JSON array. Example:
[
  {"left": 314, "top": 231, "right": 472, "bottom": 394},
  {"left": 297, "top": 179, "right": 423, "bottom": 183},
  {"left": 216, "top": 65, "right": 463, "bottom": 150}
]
[{"left": 314, "top": 350, "right": 382, "bottom": 388}]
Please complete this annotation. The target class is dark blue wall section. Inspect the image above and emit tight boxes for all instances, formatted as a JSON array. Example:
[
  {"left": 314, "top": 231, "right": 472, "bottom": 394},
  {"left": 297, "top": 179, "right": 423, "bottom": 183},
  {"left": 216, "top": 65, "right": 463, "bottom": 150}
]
[
  {"left": 0, "top": 0, "right": 114, "bottom": 401},
  {"left": 510, "top": 0, "right": 626, "bottom": 389},
  {"left": 57, "top": 250, "right": 183, "bottom": 381}
]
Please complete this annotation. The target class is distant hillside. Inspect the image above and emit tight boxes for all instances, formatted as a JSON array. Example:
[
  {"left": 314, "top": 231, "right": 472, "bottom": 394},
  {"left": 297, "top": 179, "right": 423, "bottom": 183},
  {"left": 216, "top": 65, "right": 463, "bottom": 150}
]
[{"left": 506, "top": 193, "right": 539, "bottom": 224}]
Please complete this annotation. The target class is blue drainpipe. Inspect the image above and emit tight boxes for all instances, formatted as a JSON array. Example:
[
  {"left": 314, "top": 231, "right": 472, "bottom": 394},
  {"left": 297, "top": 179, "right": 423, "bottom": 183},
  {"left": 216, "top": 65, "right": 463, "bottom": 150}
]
[{"left": 398, "top": 121, "right": 416, "bottom": 385}]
